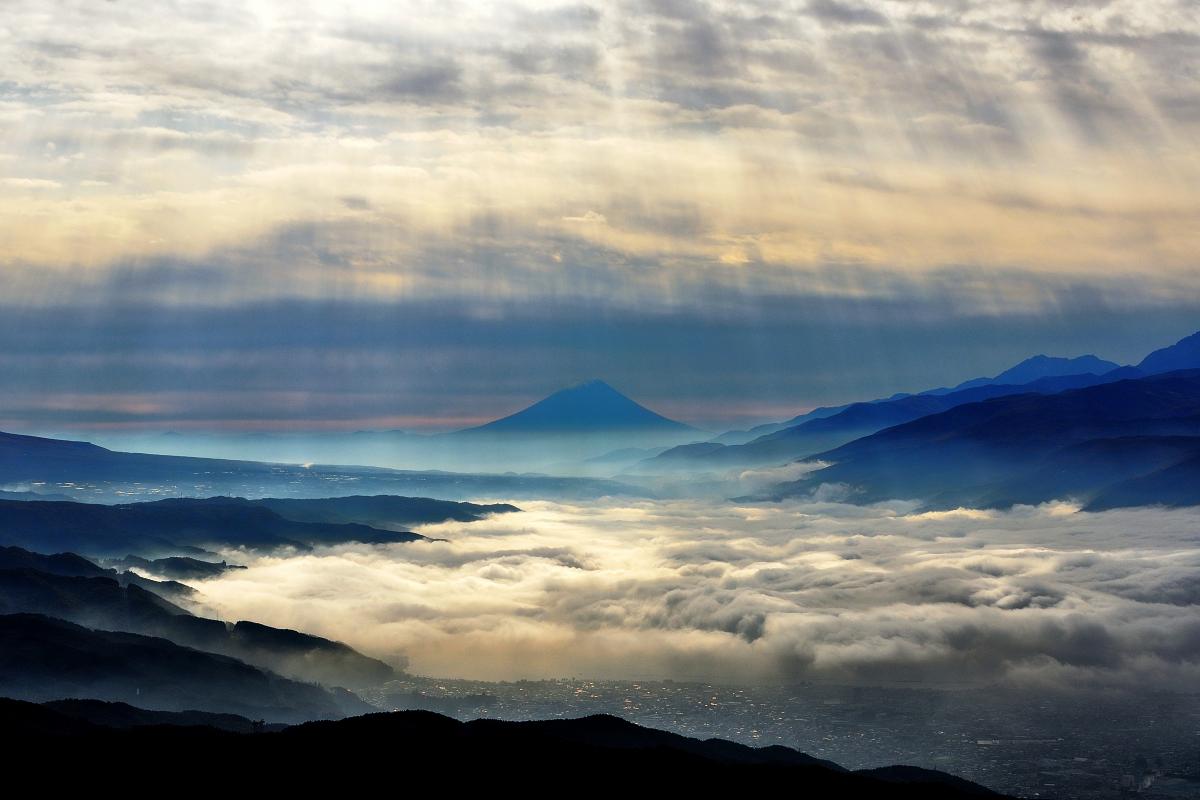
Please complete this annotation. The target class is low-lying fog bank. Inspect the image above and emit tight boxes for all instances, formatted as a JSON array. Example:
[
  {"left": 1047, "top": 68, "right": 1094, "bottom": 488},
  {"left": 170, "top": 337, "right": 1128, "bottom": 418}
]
[{"left": 194, "top": 498, "right": 1200, "bottom": 689}]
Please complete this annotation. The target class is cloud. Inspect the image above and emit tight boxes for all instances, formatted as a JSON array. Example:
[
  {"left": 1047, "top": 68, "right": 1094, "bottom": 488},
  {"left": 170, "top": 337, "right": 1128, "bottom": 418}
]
[
  {"left": 1, "top": 178, "right": 62, "bottom": 189},
  {"left": 807, "top": 0, "right": 888, "bottom": 28},
  {"left": 192, "top": 499, "right": 1200, "bottom": 690},
  {"left": 0, "top": 1, "right": 1197, "bottom": 429},
  {"left": 0, "top": 0, "right": 1194, "bottom": 281},
  {"left": 1, "top": 285, "right": 1198, "bottom": 433}
]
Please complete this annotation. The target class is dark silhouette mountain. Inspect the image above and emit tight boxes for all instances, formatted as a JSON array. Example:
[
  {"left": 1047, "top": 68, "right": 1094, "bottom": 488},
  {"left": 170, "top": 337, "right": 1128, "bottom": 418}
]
[
  {"left": 0, "top": 544, "right": 197, "bottom": 599},
  {"left": 1138, "top": 330, "right": 1200, "bottom": 374},
  {"left": 0, "top": 699, "right": 1009, "bottom": 797},
  {"left": 248, "top": 494, "right": 518, "bottom": 528},
  {"left": 764, "top": 371, "right": 1200, "bottom": 508},
  {"left": 641, "top": 369, "right": 1139, "bottom": 473},
  {"left": 458, "top": 379, "right": 700, "bottom": 436},
  {"left": 42, "top": 698, "right": 288, "bottom": 732},
  {"left": 0, "top": 545, "right": 112, "bottom": 578},
  {"left": 0, "top": 551, "right": 395, "bottom": 688},
  {"left": 0, "top": 614, "right": 369, "bottom": 723},
  {"left": 0, "top": 495, "right": 428, "bottom": 558},
  {"left": 109, "top": 554, "right": 245, "bottom": 580}
]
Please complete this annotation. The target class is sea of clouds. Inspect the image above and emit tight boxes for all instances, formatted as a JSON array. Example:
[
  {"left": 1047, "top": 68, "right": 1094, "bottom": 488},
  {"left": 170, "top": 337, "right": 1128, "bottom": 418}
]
[{"left": 194, "top": 498, "right": 1200, "bottom": 689}]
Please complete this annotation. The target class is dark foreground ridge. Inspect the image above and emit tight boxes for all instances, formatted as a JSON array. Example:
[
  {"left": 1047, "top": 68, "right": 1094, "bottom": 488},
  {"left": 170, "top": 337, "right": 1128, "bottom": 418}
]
[
  {"left": 0, "top": 614, "right": 371, "bottom": 723},
  {"left": 0, "top": 697, "right": 1010, "bottom": 797}
]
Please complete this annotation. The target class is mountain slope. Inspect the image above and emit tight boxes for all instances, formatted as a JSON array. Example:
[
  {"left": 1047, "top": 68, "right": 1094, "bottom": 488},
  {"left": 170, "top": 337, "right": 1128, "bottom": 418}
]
[
  {"left": 0, "top": 700, "right": 1009, "bottom": 797},
  {"left": 937, "top": 354, "right": 1122, "bottom": 393},
  {"left": 0, "top": 496, "right": 428, "bottom": 558},
  {"left": 1084, "top": 451, "right": 1200, "bottom": 510},
  {"left": 0, "top": 614, "right": 368, "bottom": 723},
  {"left": 0, "top": 544, "right": 197, "bottom": 599},
  {"left": 0, "top": 553, "right": 395, "bottom": 688},
  {"left": 249, "top": 494, "right": 518, "bottom": 528},
  {"left": 641, "top": 369, "right": 1137, "bottom": 473},
  {"left": 990, "top": 354, "right": 1121, "bottom": 385},
  {"left": 458, "top": 379, "right": 699, "bottom": 436},
  {"left": 765, "top": 371, "right": 1200, "bottom": 508},
  {"left": 0, "top": 429, "right": 644, "bottom": 501},
  {"left": 1138, "top": 330, "right": 1200, "bottom": 374},
  {"left": 42, "top": 698, "right": 288, "bottom": 732},
  {"left": 709, "top": 353, "right": 1124, "bottom": 446}
]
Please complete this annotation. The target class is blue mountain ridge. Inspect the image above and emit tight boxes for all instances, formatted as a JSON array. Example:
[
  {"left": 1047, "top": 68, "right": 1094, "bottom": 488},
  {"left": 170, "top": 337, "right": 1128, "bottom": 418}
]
[{"left": 762, "top": 369, "right": 1200, "bottom": 509}]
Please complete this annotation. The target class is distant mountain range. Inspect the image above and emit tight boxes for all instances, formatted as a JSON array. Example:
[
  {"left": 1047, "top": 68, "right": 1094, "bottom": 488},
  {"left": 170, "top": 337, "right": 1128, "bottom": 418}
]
[
  {"left": 762, "top": 370, "right": 1200, "bottom": 509},
  {"left": 639, "top": 368, "right": 1143, "bottom": 473},
  {"left": 929, "top": 353, "right": 1122, "bottom": 394},
  {"left": 709, "top": 353, "right": 1127, "bottom": 446},
  {"left": 643, "top": 330, "right": 1200, "bottom": 512},
  {"left": 72, "top": 379, "right": 704, "bottom": 476},
  {"left": 0, "top": 699, "right": 1010, "bottom": 797},
  {"left": 0, "top": 429, "right": 644, "bottom": 501},
  {"left": 5, "top": 331, "right": 1200, "bottom": 510}
]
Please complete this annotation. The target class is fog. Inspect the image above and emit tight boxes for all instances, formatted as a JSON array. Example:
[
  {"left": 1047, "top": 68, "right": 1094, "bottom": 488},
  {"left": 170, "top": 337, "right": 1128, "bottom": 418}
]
[{"left": 194, "top": 498, "right": 1200, "bottom": 689}]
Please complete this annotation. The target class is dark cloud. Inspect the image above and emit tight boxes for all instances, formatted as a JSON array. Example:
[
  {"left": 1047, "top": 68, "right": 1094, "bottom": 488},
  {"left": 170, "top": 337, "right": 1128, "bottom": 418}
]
[
  {"left": 807, "top": 0, "right": 888, "bottom": 28},
  {"left": 2, "top": 251, "right": 1199, "bottom": 431},
  {"left": 377, "top": 58, "right": 463, "bottom": 102}
]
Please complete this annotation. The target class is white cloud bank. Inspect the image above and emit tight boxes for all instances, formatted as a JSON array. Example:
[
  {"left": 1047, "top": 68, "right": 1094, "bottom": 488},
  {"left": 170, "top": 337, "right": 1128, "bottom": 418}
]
[{"left": 193, "top": 498, "right": 1200, "bottom": 688}]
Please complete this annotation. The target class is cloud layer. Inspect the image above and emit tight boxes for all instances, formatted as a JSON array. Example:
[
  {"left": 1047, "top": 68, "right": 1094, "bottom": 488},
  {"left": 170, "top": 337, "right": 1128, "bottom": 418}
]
[
  {"left": 1, "top": 1, "right": 1198, "bottom": 429},
  {"left": 2, "top": 1, "right": 1197, "bottom": 287},
  {"left": 193, "top": 499, "right": 1200, "bottom": 689}
]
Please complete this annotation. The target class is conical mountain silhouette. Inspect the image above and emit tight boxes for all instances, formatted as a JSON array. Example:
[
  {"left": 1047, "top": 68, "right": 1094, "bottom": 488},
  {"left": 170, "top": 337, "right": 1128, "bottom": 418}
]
[{"left": 460, "top": 379, "right": 698, "bottom": 435}]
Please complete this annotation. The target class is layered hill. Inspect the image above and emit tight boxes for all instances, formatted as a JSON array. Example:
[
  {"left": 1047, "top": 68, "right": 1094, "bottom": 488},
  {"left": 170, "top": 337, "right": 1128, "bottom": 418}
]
[
  {"left": 764, "top": 371, "right": 1200, "bottom": 509},
  {"left": 0, "top": 496, "right": 431, "bottom": 558},
  {"left": 0, "top": 429, "right": 641, "bottom": 501},
  {"left": 246, "top": 494, "right": 519, "bottom": 528},
  {"left": 640, "top": 369, "right": 1140, "bottom": 474},
  {"left": 710, "top": 352, "right": 1126, "bottom": 446},
  {"left": 1138, "top": 330, "right": 1200, "bottom": 374},
  {"left": 931, "top": 354, "right": 1122, "bottom": 394},
  {"left": 0, "top": 546, "right": 395, "bottom": 688},
  {"left": 0, "top": 614, "right": 369, "bottom": 723}
]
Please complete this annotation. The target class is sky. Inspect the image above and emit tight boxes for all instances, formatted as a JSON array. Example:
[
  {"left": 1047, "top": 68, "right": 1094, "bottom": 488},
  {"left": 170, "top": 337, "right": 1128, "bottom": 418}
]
[
  {"left": 1, "top": 0, "right": 1198, "bottom": 432},
  {"left": 198, "top": 497, "right": 1200, "bottom": 688}
]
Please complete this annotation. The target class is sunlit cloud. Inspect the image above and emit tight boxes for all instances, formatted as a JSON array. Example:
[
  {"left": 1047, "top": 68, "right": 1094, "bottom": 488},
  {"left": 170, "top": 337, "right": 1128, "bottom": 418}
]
[
  {"left": 192, "top": 499, "right": 1200, "bottom": 688},
  {"left": 0, "top": 0, "right": 1196, "bottom": 296}
]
